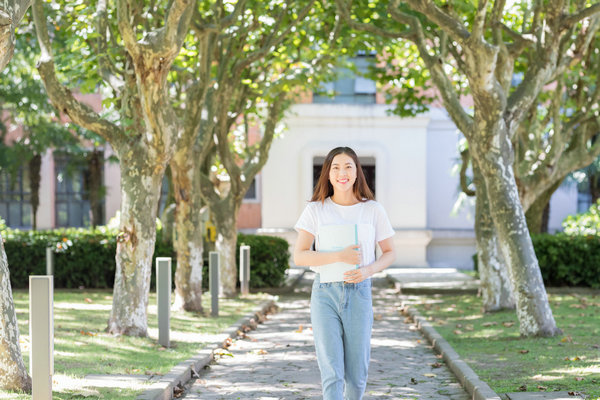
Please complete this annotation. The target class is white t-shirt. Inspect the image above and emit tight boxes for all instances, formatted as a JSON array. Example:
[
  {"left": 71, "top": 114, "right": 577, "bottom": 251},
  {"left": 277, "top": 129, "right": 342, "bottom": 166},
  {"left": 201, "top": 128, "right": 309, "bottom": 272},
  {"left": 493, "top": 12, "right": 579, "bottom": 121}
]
[{"left": 294, "top": 197, "right": 395, "bottom": 271}]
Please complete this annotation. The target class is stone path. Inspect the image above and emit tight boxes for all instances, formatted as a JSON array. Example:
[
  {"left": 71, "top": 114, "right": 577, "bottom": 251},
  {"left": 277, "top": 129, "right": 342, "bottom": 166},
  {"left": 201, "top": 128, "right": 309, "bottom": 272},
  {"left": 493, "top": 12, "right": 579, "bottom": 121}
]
[{"left": 181, "top": 272, "right": 469, "bottom": 399}]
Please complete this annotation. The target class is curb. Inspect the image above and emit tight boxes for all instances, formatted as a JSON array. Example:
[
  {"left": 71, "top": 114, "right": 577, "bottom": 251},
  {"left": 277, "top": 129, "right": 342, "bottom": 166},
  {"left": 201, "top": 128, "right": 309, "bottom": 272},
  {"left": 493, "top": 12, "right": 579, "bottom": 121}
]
[
  {"left": 136, "top": 297, "right": 278, "bottom": 400},
  {"left": 386, "top": 274, "right": 501, "bottom": 400}
]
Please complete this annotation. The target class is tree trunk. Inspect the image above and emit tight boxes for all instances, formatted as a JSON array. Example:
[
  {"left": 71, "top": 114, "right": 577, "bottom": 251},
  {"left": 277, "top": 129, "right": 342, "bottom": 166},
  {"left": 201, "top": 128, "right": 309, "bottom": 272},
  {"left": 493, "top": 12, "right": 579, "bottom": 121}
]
[
  {"left": 107, "top": 156, "right": 164, "bottom": 336},
  {"left": 473, "top": 162, "right": 515, "bottom": 312},
  {"left": 524, "top": 179, "right": 562, "bottom": 235},
  {"left": 160, "top": 166, "right": 175, "bottom": 243},
  {"left": 86, "top": 150, "right": 103, "bottom": 228},
  {"left": 213, "top": 199, "right": 240, "bottom": 297},
  {"left": 0, "top": 0, "right": 31, "bottom": 71},
  {"left": 0, "top": 234, "right": 31, "bottom": 392},
  {"left": 171, "top": 157, "right": 204, "bottom": 312},
  {"left": 471, "top": 133, "right": 560, "bottom": 337},
  {"left": 590, "top": 173, "right": 600, "bottom": 205},
  {"left": 28, "top": 154, "right": 41, "bottom": 230}
]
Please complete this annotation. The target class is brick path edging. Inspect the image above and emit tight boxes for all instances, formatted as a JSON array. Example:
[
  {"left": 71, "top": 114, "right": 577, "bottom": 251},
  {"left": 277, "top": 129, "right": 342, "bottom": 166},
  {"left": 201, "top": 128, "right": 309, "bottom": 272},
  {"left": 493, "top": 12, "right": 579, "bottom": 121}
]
[{"left": 136, "top": 297, "right": 278, "bottom": 400}]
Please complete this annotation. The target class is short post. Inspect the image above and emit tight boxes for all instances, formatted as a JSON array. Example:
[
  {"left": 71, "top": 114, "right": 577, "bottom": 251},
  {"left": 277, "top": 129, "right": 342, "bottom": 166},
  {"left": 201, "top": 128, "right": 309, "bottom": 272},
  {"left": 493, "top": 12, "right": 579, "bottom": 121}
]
[
  {"left": 209, "top": 251, "right": 219, "bottom": 317},
  {"left": 239, "top": 245, "right": 250, "bottom": 296},
  {"left": 45, "top": 247, "right": 53, "bottom": 276},
  {"left": 29, "top": 276, "right": 53, "bottom": 400},
  {"left": 156, "top": 257, "right": 171, "bottom": 348}
]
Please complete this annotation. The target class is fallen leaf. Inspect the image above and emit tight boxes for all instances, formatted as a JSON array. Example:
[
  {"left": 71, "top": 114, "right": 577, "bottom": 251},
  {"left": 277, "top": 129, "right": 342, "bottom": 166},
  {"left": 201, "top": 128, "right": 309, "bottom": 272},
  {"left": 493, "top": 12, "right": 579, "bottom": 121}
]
[
  {"left": 295, "top": 325, "right": 303, "bottom": 333},
  {"left": 518, "top": 384, "right": 527, "bottom": 391},
  {"left": 502, "top": 321, "right": 515, "bottom": 328},
  {"left": 430, "top": 362, "right": 443, "bottom": 368},
  {"left": 453, "top": 329, "right": 463, "bottom": 335},
  {"left": 537, "top": 385, "right": 547, "bottom": 391},
  {"left": 465, "top": 324, "right": 474, "bottom": 331},
  {"left": 575, "top": 377, "right": 584, "bottom": 381},
  {"left": 455, "top": 323, "right": 463, "bottom": 328},
  {"left": 84, "top": 298, "right": 93, "bottom": 303},
  {"left": 561, "top": 335, "right": 573, "bottom": 343},
  {"left": 518, "top": 350, "right": 529, "bottom": 354},
  {"left": 72, "top": 389, "right": 101, "bottom": 398},
  {"left": 482, "top": 321, "right": 498, "bottom": 327},
  {"left": 374, "top": 314, "right": 383, "bottom": 321},
  {"left": 410, "top": 378, "right": 418, "bottom": 385},
  {"left": 423, "top": 373, "right": 436, "bottom": 378},
  {"left": 436, "top": 354, "right": 443, "bottom": 359},
  {"left": 80, "top": 330, "right": 97, "bottom": 336}
]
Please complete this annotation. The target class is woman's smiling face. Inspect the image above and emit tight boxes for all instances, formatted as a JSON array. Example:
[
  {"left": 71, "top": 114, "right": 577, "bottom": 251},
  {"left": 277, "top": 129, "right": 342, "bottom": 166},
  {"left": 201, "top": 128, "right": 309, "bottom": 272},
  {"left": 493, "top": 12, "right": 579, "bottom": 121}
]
[{"left": 329, "top": 153, "right": 357, "bottom": 194}]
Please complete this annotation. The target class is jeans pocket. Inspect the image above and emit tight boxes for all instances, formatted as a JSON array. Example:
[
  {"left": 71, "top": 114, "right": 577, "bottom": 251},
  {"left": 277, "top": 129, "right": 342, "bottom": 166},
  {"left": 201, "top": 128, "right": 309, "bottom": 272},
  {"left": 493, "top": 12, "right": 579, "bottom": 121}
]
[{"left": 356, "top": 284, "right": 372, "bottom": 300}]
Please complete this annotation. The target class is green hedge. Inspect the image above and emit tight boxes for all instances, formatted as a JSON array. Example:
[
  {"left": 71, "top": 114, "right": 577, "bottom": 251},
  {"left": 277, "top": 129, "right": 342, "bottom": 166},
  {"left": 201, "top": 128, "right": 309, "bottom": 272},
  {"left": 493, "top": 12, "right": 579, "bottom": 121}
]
[
  {"left": 2, "top": 227, "right": 289, "bottom": 290},
  {"left": 473, "top": 233, "right": 600, "bottom": 288},
  {"left": 532, "top": 233, "right": 600, "bottom": 288}
]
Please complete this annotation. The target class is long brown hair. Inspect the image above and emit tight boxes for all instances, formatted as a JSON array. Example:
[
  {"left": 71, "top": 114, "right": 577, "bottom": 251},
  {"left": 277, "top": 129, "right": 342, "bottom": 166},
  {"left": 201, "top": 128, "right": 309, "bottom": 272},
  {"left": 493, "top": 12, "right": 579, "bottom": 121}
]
[{"left": 311, "top": 147, "right": 374, "bottom": 203}]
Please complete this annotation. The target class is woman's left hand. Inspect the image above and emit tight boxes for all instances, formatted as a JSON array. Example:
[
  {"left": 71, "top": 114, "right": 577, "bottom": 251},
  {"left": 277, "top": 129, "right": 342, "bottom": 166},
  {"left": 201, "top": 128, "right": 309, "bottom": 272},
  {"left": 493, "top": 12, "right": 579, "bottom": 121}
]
[{"left": 344, "top": 266, "right": 372, "bottom": 284}]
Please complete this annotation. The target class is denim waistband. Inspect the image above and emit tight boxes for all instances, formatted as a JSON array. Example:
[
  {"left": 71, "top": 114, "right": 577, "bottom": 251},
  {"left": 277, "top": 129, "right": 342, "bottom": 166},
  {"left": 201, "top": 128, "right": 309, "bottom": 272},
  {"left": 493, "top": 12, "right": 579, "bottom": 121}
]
[{"left": 313, "top": 274, "right": 372, "bottom": 289}]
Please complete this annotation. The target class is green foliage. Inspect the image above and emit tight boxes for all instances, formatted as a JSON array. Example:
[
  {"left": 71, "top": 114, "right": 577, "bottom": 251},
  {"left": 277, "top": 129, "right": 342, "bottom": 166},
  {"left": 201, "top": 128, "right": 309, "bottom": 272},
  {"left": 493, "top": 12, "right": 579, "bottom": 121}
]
[
  {"left": 3, "top": 226, "right": 289, "bottom": 289},
  {"left": 562, "top": 200, "right": 600, "bottom": 236},
  {"left": 237, "top": 233, "right": 290, "bottom": 288},
  {"left": 3, "top": 226, "right": 118, "bottom": 289},
  {"left": 532, "top": 233, "right": 600, "bottom": 289}
]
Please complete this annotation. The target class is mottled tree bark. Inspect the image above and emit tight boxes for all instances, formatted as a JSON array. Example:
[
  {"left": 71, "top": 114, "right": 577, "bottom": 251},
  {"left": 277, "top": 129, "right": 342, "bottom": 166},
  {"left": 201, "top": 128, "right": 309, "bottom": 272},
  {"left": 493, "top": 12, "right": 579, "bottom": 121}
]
[
  {"left": 171, "top": 155, "right": 204, "bottom": 312},
  {"left": 212, "top": 199, "right": 241, "bottom": 297},
  {"left": 471, "top": 133, "right": 560, "bottom": 336},
  {"left": 524, "top": 180, "right": 562, "bottom": 234},
  {"left": 0, "top": 0, "right": 33, "bottom": 392},
  {"left": 0, "top": 0, "right": 31, "bottom": 71},
  {"left": 107, "top": 154, "right": 164, "bottom": 336},
  {"left": 0, "top": 235, "right": 31, "bottom": 392},
  {"left": 32, "top": 0, "right": 194, "bottom": 335},
  {"left": 473, "top": 162, "right": 515, "bottom": 312}
]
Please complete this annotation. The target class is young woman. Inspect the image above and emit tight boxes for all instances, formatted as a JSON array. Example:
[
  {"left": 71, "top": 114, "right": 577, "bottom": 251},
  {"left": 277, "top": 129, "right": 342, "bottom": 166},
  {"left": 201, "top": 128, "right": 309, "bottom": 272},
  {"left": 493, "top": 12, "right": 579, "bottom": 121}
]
[{"left": 293, "top": 146, "right": 396, "bottom": 400}]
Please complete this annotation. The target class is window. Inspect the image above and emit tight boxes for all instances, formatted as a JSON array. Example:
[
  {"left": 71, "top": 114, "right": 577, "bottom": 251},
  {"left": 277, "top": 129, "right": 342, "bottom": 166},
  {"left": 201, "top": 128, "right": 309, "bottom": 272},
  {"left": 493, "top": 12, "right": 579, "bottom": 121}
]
[
  {"left": 313, "top": 56, "right": 377, "bottom": 104},
  {"left": 243, "top": 178, "right": 258, "bottom": 202},
  {"left": 55, "top": 154, "right": 103, "bottom": 227},
  {"left": 0, "top": 168, "right": 32, "bottom": 228}
]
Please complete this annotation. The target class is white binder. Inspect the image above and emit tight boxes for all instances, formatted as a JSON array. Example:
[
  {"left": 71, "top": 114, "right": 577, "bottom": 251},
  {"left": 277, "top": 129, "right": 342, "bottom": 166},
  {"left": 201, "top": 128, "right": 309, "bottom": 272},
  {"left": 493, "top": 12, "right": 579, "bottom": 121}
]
[{"left": 317, "top": 224, "right": 359, "bottom": 283}]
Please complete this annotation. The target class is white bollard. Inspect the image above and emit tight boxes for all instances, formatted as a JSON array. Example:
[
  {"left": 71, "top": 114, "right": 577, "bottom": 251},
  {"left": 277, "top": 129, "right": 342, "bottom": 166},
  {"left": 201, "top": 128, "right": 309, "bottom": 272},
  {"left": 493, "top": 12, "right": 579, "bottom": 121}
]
[
  {"left": 30, "top": 275, "right": 53, "bottom": 400},
  {"left": 156, "top": 257, "right": 171, "bottom": 348},
  {"left": 209, "top": 252, "right": 219, "bottom": 317},
  {"left": 45, "top": 247, "right": 53, "bottom": 276},
  {"left": 239, "top": 245, "right": 250, "bottom": 296}
]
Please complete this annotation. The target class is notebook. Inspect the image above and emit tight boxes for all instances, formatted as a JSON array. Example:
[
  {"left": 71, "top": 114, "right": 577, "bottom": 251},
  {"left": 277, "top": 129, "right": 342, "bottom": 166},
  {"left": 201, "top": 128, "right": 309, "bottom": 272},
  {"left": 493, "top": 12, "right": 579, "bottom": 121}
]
[{"left": 317, "top": 224, "right": 359, "bottom": 283}]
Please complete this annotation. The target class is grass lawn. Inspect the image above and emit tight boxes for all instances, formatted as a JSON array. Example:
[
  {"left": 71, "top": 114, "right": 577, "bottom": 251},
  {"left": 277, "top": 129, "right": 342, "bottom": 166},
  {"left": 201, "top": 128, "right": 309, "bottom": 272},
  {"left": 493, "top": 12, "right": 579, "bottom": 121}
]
[
  {"left": 408, "top": 291, "right": 600, "bottom": 399},
  {"left": 0, "top": 289, "right": 269, "bottom": 399}
]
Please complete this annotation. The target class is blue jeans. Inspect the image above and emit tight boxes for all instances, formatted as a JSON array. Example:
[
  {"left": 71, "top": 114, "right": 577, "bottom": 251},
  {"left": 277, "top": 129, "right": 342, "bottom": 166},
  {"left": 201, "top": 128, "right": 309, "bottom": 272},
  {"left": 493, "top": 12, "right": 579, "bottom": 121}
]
[{"left": 310, "top": 274, "right": 373, "bottom": 400}]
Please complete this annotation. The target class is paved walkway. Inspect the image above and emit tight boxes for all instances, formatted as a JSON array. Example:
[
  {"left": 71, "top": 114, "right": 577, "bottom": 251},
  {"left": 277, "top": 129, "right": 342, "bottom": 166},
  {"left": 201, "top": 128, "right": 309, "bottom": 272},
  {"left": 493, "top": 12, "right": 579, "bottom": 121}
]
[{"left": 181, "top": 271, "right": 469, "bottom": 399}]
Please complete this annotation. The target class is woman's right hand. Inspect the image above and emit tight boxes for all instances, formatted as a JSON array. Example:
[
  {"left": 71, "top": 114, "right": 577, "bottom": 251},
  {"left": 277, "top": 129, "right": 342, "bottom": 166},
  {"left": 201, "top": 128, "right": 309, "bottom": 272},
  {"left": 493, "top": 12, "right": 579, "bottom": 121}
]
[{"left": 338, "top": 244, "right": 361, "bottom": 265}]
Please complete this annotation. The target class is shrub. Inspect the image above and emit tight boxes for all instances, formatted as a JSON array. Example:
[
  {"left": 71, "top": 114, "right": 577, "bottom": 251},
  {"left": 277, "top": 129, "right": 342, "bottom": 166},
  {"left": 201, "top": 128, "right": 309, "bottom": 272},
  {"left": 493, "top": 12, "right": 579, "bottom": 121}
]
[
  {"left": 562, "top": 199, "right": 600, "bottom": 235},
  {"left": 3, "top": 226, "right": 289, "bottom": 290},
  {"left": 237, "top": 233, "right": 290, "bottom": 288},
  {"left": 532, "top": 233, "right": 600, "bottom": 288}
]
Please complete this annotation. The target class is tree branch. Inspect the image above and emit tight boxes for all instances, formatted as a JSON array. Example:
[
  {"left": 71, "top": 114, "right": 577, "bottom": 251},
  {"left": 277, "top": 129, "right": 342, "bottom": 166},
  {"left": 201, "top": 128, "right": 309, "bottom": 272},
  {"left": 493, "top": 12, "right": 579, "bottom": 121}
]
[
  {"left": 116, "top": 0, "right": 140, "bottom": 60},
  {"left": 403, "top": 0, "right": 470, "bottom": 45},
  {"left": 334, "top": 0, "right": 407, "bottom": 39},
  {"left": 96, "top": 0, "right": 125, "bottom": 93},
  {"left": 231, "top": 0, "right": 316, "bottom": 78},
  {"left": 32, "top": 0, "right": 121, "bottom": 146},
  {"left": 562, "top": 3, "right": 600, "bottom": 28},
  {"left": 460, "top": 148, "right": 476, "bottom": 196}
]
